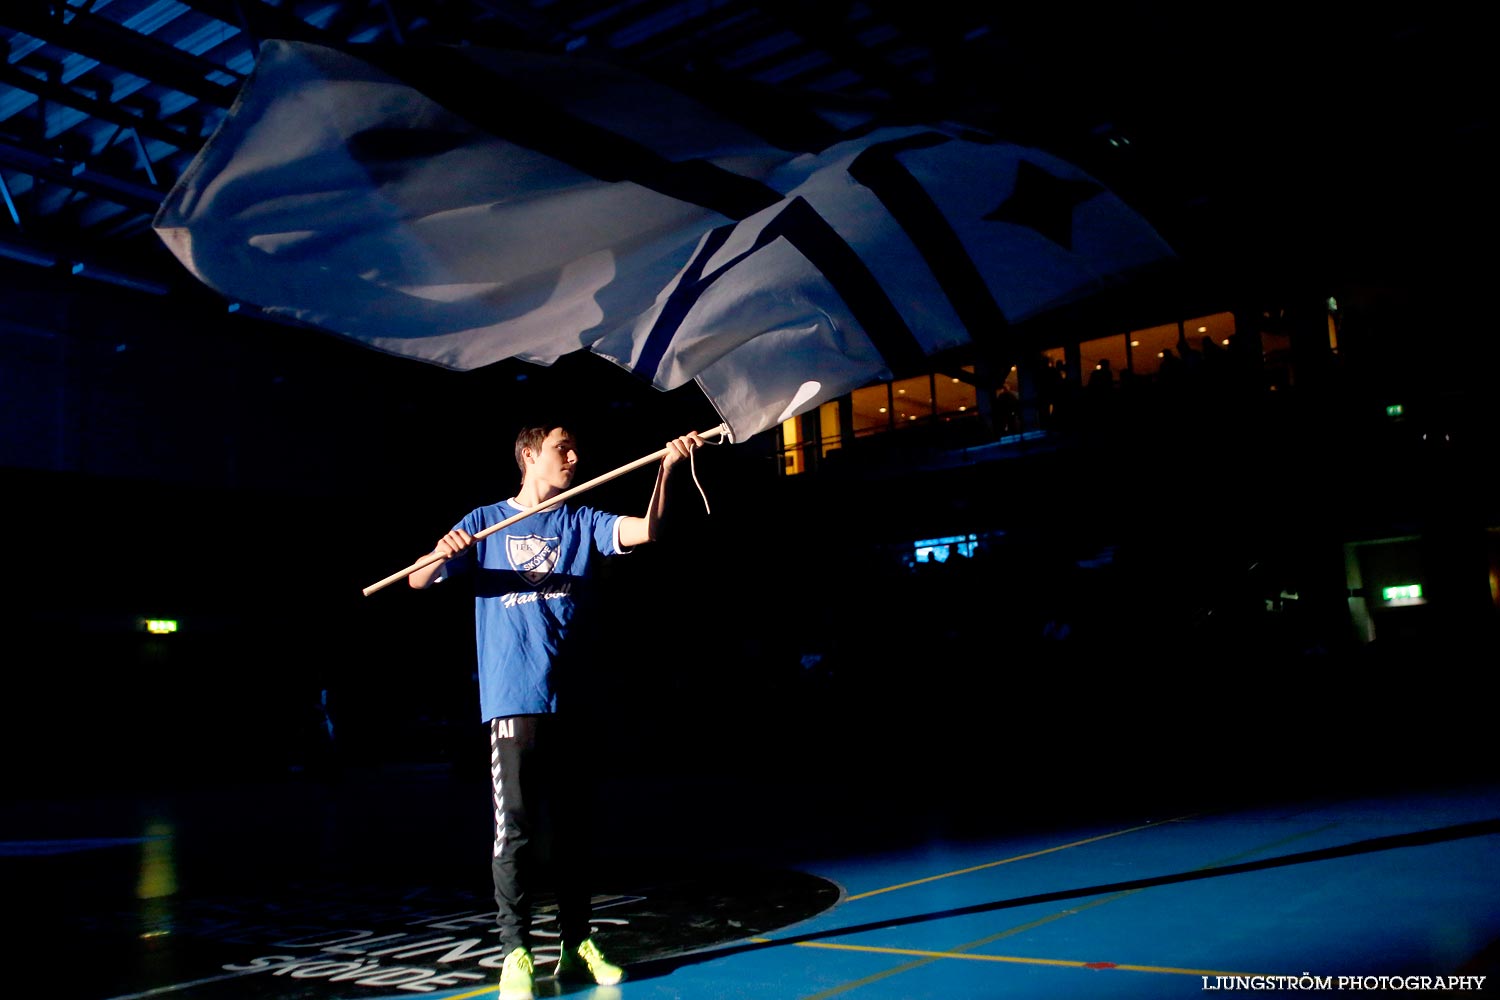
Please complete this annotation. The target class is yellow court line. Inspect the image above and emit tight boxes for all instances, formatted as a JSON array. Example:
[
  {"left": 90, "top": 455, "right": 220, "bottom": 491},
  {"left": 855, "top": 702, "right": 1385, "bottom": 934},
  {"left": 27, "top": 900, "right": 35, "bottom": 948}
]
[
  {"left": 793, "top": 890, "right": 1145, "bottom": 1000},
  {"left": 793, "top": 940, "right": 1269, "bottom": 979},
  {"left": 845, "top": 814, "right": 1196, "bottom": 900},
  {"left": 794, "top": 817, "right": 1342, "bottom": 998}
]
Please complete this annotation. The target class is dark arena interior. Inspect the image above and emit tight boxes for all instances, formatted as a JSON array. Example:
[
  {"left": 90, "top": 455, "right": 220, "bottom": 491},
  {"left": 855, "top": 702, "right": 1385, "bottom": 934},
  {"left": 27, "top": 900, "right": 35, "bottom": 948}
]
[{"left": 2, "top": 3, "right": 1497, "bottom": 999}]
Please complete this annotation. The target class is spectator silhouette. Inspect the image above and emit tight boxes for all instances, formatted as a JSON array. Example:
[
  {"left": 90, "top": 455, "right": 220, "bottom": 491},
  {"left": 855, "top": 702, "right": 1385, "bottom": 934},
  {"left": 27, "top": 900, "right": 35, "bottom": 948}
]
[
  {"left": 1158, "top": 346, "right": 1183, "bottom": 391},
  {"left": 995, "top": 385, "right": 1022, "bottom": 435},
  {"left": 1087, "top": 358, "right": 1115, "bottom": 396},
  {"left": 1200, "top": 335, "right": 1228, "bottom": 384},
  {"left": 1177, "top": 328, "right": 1203, "bottom": 377},
  {"left": 1033, "top": 354, "right": 1066, "bottom": 429}
]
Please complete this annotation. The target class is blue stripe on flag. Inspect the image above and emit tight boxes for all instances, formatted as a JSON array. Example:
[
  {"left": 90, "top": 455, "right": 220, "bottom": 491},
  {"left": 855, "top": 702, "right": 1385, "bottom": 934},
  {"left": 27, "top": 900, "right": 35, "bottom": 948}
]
[
  {"left": 848, "top": 131, "right": 1011, "bottom": 334},
  {"left": 633, "top": 196, "right": 926, "bottom": 385},
  {"left": 634, "top": 225, "right": 736, "bottom": 381}
]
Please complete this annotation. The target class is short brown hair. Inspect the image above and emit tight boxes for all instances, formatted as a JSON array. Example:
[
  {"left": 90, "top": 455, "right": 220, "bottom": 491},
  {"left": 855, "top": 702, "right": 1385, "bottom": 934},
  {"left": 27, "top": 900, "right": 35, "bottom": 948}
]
[{"left": 513, "top": 423, "right": 568, "bottom": 475}]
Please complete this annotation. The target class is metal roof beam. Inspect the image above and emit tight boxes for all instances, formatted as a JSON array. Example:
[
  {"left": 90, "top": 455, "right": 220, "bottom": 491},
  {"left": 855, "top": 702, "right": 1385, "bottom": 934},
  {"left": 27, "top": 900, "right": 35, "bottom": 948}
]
[
  {"left": 170, "top": 0, "right": 340, "bottom": 48},
  {"left": 543, "top": 0, "right": 635, "bottom": 29},
  {"left": 1, "top": 2, "right": 241, "bottom": 108},
  {"left": 0, "top": 61, "right": 205, "bottom": 151},
  {"left": 567, "top": 0, "right": 693, "bottom": 46},
  {"left": 752, "top": 1, "right": 920, "bottom": 103},
  {"left": 321, "top": 0, "right": 378, "bottom": 42},
  {"left": 0, "top": 138, "right": 164, "bottom": 212},
  {"left": 617, "top": 2, "right": 764, "bottom": 62},
  {"left": 461, "top": 0, "right": 584, "bottom": 49},
  {"left": 0, "top": 171, "right": 22, "bottom": 227}
]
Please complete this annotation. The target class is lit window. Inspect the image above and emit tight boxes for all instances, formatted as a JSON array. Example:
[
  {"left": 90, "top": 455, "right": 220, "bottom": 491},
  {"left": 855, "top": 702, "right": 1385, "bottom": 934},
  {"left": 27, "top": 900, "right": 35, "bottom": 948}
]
[{"left": 912, "top": 534, "right": 979, "bottom": 563}]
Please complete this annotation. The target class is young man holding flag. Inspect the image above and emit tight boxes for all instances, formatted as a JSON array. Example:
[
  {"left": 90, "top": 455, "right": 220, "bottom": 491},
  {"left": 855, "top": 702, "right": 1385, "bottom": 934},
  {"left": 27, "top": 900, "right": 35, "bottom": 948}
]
[{"left": 409, "top": 424, "right": 705, "bottom": 999}]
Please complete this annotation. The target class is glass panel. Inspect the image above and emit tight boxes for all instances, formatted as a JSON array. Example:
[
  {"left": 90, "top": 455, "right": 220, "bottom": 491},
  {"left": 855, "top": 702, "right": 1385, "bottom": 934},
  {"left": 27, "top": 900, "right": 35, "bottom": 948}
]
[
  {"left": 995, "top": 363, "right": 1022, "bottom": 434},
  {"left": 1129, "top": 321, "right": 1179, "bottom": 379},
  {"left": 913, "top": 533, "right": 979, "bottom": 563},
  {"left": 1184, "top": 312, "right": 1236, "bottom": 356},
  {"left": 934, "top": 369, "right": 977, "bottom": 420},
  {"left": 890, "top": 374, "right": 932, "bottom": 427},
  {"left": 1140, "top": 312, "right": 1238, "bottom": 385},
  {"left": 1079, "top": 333, "right": 1128, "bottom": 388},
  {"left": 851, "top": 383, "right": 891, "bottom": 437},
  {"left": 780, "top": 415, "right": 805, "bottom": 475},
  {"left": 818, "top": 401, "right": 842, "bottom": 458},
  {"left": 1032, "top": 346, "right": 1068, "bottom": 430}
]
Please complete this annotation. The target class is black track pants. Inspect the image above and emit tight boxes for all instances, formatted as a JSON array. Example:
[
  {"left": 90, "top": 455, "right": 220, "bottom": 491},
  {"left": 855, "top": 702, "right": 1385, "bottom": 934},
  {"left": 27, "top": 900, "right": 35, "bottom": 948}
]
[{"left": 489, "top": 714, "right": 592, "bottom": 954}]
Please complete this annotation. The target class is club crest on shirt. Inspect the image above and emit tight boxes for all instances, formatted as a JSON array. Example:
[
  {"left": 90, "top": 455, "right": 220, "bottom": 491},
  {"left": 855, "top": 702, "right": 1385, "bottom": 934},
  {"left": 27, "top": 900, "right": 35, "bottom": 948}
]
[{"left": 506, "top": 533, "right": 560, "bottom": 587}]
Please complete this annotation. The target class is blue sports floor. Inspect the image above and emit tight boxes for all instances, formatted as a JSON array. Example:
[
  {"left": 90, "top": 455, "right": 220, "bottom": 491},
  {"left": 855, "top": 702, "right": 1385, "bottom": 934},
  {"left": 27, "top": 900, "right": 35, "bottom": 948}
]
[
  {"left": 622, "top": 784, "right": 1500, "bottom": 999},
  {"left": 5, "top": 761, "right": 1497, "bottom": 1000}
]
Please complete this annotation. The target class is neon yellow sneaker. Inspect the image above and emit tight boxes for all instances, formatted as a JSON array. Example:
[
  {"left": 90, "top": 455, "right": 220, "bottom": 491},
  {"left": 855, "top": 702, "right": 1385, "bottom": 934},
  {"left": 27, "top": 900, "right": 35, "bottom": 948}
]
[
  {"left": 555, "top": 937, "right": 625, "bottom": 985},
  {"left": 498, "top": 946, "right": 534, "bottom": 1000}
]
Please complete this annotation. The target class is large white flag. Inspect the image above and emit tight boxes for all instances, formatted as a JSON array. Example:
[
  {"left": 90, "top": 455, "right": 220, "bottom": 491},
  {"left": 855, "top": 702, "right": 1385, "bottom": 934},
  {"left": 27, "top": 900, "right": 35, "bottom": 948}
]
[{"left": 154, "top": 39, "right": 1174, "bottom": 441}]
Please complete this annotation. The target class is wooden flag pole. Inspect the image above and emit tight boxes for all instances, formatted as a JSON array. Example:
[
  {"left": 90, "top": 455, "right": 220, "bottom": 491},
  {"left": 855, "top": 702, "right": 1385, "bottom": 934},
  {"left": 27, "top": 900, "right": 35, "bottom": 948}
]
[{"left": 362, "top": 424, "right": 728, "bottom": 597}]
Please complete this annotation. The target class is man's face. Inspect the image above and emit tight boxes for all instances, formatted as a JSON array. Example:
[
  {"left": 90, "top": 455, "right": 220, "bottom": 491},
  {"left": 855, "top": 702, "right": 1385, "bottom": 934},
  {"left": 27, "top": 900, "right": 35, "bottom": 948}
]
[{"left": 525, "top": 427, "right": 578, "bottom": 493}]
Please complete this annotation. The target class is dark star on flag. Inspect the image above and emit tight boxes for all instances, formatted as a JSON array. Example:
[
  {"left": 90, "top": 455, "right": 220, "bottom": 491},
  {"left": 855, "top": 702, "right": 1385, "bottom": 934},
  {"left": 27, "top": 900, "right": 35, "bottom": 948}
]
[{"left": 983, "top": 160, "right": 1104, "bottom": 251}]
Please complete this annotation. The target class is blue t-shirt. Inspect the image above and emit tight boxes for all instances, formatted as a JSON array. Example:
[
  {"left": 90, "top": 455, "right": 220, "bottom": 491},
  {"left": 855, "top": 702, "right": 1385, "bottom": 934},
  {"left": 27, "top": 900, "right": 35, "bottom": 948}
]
[{"left": 443, "top": 500, "right": 625, "bottom": 721}]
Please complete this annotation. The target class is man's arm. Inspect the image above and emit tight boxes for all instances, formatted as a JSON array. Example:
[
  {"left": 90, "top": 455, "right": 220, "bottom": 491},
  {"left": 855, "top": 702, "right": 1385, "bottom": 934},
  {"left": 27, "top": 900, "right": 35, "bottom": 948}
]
[
  {"left": 408, "top": 528, "right": 473, "bottom": 589},
  {"left": 618, "top": 432, "right": 704, "bottom": 548}
]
